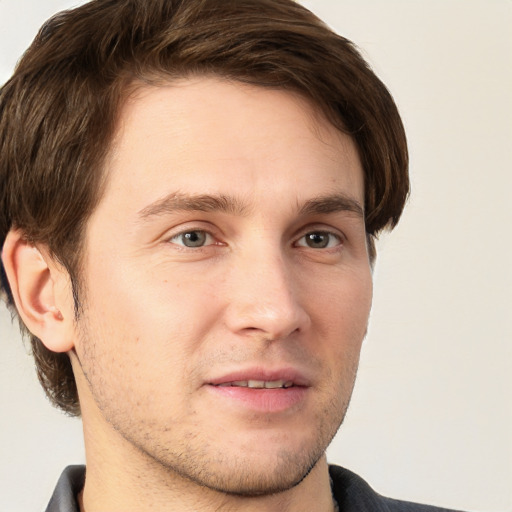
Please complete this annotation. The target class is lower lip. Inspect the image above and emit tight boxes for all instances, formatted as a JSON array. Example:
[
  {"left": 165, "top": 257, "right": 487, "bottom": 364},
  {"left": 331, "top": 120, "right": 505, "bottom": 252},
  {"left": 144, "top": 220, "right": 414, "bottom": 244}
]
[{"left": 207, "top": 385, "right": 308, "bottom": 413}]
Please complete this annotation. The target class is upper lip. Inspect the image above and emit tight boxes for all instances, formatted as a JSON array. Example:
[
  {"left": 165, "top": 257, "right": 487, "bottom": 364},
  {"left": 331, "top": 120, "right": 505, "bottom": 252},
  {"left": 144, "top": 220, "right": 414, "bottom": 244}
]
[{"left": 207, "top": 367, "right": 311, "bottom": 387}]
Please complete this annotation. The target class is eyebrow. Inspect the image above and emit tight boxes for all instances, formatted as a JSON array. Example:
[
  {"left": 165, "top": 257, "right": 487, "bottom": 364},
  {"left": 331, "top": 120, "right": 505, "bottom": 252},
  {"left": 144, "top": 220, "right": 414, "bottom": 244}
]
[
  {"left": 137, "top": 192, "right": 249, "bottom": 219},
  {"left": 298, "top": 194, "right": 364, "bottom": 218},
  {"left": 137, "top": 191, "right": 364, "bottom": 221}
]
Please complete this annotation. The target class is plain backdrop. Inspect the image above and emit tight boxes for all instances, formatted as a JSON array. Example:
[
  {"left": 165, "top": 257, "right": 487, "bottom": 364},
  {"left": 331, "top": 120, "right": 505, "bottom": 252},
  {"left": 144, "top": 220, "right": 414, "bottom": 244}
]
[{"left": 1, "top": 1, "right": 511, "bottom": 511}]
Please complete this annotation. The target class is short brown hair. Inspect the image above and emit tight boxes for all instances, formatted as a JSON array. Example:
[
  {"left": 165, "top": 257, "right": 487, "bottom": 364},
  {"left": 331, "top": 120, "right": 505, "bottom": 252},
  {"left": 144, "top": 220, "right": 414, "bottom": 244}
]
[{"left": 0, "top": 0, "right": 409, "bottom": 415}]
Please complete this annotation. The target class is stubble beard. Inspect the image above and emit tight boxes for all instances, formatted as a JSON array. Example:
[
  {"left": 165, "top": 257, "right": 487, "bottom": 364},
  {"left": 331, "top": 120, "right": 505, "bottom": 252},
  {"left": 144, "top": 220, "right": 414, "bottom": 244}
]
[
  {"left": 83, "top": 365, "right": 356, "bottom": 499},
  {"left": 111, "top": 384, "right": 355, "bottom": 498},
  {"left": 74, "top": 311, "right": 360, "bottom": 499}
]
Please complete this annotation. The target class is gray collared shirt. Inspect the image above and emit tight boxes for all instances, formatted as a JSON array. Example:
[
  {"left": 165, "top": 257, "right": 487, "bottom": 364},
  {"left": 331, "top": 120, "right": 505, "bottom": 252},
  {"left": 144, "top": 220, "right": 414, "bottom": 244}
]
[{"left": 45, "top": 465, "right": 84, "bottom": 512}]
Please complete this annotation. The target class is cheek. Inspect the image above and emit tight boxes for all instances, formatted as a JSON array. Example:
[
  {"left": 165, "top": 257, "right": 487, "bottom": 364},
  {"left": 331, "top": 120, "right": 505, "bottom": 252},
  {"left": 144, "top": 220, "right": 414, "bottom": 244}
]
[
  {"left": 75, "top": 262, "right": 225, "bottom": 415},
  {"left": 84, "top": 254, "right": 220, "bottom": 339},
  {"left": 306, "top": 268, "right": 372, "bottom": 392},
  {"left": 310, "top": 266, "right": 372, "bottom": 336}
]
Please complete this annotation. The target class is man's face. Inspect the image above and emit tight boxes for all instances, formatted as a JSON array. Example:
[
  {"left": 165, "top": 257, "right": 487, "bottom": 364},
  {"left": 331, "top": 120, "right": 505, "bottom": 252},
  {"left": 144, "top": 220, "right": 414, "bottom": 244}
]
[{"left": 71, "top": 77, "right": 372, "bottom": 495}]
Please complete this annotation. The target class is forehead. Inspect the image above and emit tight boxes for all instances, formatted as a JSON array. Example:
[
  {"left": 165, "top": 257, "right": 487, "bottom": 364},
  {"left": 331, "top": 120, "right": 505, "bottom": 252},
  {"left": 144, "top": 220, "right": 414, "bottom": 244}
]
[{"left": 99, "top": 77, "right": 364, "bottom": 219}]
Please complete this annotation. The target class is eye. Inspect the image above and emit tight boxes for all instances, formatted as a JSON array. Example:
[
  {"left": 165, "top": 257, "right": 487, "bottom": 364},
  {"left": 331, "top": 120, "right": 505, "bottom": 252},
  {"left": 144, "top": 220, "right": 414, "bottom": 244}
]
[
  {"left": 170, "top": 230, "right": 213, "bottom": 248},
  {"left": 296, "top": 231, "right": 342, "bottom": 249}
]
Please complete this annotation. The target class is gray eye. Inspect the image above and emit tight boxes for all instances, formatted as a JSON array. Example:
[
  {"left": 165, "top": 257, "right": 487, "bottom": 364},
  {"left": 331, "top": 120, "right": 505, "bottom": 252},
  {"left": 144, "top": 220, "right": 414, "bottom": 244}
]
[
  {"left": 305, "top": 232, "right": 329, "bottom": 248},
  {"left": 172, "top": 231, "right": 209, "bottom": 247},
  {"left": 297, "top": 231, "right": 341, "bottom": 249}
]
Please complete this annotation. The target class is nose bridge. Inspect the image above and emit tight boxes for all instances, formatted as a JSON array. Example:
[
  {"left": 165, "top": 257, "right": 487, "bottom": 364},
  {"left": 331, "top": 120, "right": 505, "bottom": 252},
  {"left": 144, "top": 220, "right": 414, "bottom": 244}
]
[{"left": 224, "top": 240, "right": 310, "bottom": 339}]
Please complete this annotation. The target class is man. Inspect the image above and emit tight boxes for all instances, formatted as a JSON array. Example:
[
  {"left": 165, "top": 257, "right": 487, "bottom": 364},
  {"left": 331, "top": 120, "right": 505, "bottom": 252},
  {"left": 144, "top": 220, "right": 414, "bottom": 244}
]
[{"left": 0, "top": 1, "right": 463, "bottom": 511}]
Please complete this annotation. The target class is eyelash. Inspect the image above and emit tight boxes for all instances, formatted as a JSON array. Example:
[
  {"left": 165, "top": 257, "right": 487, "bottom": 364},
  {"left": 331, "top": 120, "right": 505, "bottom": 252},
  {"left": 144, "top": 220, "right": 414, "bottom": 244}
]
[{"left": 168, "top": 228, "right": 343, "bottom": 250}]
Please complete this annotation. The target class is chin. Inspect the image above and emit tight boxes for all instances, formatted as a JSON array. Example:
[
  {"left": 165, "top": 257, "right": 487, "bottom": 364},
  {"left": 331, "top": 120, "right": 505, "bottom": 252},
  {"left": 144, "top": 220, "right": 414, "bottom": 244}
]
[
  {"left": 185, "top": 449, "right": 322, "bottom": 497},
  {"left": 152, "top": 429, "right": 329, "bottom": 498}
]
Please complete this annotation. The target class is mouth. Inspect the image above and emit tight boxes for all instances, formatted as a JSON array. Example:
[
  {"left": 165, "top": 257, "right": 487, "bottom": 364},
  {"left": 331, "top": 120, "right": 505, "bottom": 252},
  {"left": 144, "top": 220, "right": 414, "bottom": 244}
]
[
  {"left": 208, "top": 367, "right": 310, "bottom": 388},
  {"left": 206, "top": 369, "right": 310, "bottom": 413},
  {"left": 216, "top": 379, "right": 295, "bottom": 389}
]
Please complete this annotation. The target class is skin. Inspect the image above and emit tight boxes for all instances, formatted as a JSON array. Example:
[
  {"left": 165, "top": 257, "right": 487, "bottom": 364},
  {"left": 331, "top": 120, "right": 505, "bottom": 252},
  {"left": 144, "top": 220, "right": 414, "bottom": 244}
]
[{"left": 7, "top": 77, "right": 373, "bottom": 511}]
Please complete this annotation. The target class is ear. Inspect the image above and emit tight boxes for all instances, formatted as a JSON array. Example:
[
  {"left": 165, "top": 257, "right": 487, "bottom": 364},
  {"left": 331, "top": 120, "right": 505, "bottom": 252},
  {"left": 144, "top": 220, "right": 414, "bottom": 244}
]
[{"left": 1, "top": 229, "right": 76, "bottom": 352}]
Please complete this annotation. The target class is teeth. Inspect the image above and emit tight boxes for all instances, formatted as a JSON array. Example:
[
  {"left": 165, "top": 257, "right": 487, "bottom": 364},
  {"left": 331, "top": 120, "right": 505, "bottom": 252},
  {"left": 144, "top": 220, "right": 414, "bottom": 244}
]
[
  {"left": 217, "top": 380, "right": 294, "bottom": 389},
  {"left": 263, "top": 380, "right": 285, "bottom": 389},
  {"left": 248, "top": 380, "right": 265, "bottom": 388}
]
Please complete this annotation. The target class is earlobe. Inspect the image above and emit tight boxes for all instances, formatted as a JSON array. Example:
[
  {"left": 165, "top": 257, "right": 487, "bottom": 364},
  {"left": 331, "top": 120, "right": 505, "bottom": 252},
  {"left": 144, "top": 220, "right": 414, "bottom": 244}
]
[{"left": 1, "top": 229, "right": 75, "bottom": 352}]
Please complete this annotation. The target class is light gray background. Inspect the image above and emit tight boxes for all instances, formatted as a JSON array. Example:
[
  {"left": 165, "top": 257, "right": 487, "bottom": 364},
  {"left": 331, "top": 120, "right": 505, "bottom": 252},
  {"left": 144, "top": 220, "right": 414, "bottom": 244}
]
[{"left": 1, "top": 1, "right": 511, "bottom": 511}]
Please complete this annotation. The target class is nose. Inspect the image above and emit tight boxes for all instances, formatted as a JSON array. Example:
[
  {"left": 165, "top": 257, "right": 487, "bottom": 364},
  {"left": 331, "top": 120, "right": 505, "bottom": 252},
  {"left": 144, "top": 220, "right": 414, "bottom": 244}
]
[{"left": 223, "top": 249, "right": 311, "bottom": 340}]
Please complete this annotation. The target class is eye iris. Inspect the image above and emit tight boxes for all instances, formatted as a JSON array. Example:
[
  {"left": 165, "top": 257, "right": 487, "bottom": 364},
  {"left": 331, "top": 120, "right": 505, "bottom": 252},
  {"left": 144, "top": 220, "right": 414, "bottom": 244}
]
[
  {"left": 306, "top": 232, "right": 329, "bottom": 248},
  {"left": 182, "top": 231, "right": 206, "bottom": 247}
]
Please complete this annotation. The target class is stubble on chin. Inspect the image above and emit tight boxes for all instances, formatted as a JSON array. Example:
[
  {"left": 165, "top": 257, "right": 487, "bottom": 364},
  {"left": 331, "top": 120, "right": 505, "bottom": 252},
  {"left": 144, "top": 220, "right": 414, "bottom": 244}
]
[{"left": 131, "top": 371, "right": 356, "bottom": 499}]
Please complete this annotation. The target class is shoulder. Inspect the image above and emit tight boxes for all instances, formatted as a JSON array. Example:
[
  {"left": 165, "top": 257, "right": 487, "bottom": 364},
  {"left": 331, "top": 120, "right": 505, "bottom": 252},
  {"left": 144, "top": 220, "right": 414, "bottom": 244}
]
[{"left": 329, "top": 465, "right": 465, "bottom": 512}]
